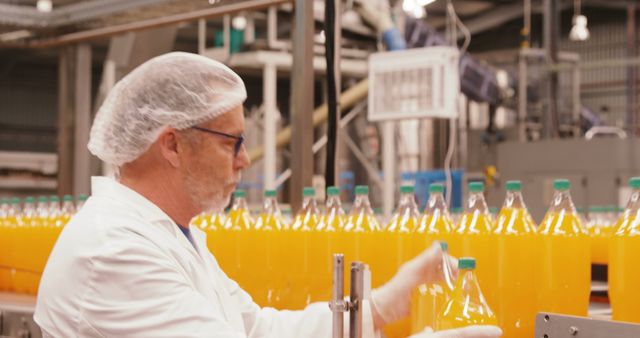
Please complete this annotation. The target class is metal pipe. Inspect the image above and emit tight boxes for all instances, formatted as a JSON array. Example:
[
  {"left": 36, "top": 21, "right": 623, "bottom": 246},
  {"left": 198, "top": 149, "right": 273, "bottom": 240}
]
[
  {"left": 349, "top": 262, "right": 364, "bottom": 338},
  {"left": 263, "top": 62, "right": 277, "bottom": 190},
  {"left": 248, "top": 78, "right": 368, "bottom": 164},
  {"left": 330, "top": 254, "right": 345, "bottom": 338},
  {"left": 11, "top": 0, "right": 293, "bottom": 49}
]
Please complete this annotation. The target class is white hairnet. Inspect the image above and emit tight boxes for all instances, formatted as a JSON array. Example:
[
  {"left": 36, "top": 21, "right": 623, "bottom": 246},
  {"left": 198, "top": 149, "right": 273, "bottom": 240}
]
[{"left": 88, "top": 52, "right": 247, "bottom": 166}]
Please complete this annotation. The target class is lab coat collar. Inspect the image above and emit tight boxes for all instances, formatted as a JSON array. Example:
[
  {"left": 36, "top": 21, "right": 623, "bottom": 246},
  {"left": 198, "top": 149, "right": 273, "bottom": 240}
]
[{"left": 91, "top": 176, "right": 174, "bottom": 224}]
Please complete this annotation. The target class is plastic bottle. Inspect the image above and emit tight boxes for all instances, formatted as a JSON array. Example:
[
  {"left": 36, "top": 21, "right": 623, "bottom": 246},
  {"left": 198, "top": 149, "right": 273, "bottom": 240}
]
[
  {"left": 342, "top": 185, "right": 381, "bottom": 294},
  {"left": 76, "top": 194, "right": 88, "bottom": 211},
  {"left": 411, "top": 183, "right": 454, "bottom": 334},
  {"left": 0, "top": 198, "right": 9, "bottom": 291},
  {"left": 537, "top": 179, "right": 590, "bottom": 316},
  {"left": 3, "top": 198, "right": 21, "bottom": 292},
  {"left": 224, "top": 190, "right": 253, "bottom": 286},
  {"left": 413, "top": 241, "right": 455, "bottom": 333},
  {"left": 14, "top": 197, "right": 37, "bottom": 294},
  {"left": 494, "top": 180, "right": 537, "bottom": 338},
  {"left": 436, "top": 257, "right": 497, "bottom": 330},
  {"left": 383, "top": 185, "right": 421, "bottom": 338},
  {"left": 252, "top": 190, "right": 286, "bottom": 307},
  {"left": 60, "top": 195, "right": 76, "bottom": 225},
  {"left": 310, "top": 186, "right": 345, "bottom": 303},
  {"left": 453, "top": 182, "right": 497, "bottom": 310},
  {"left": 587, "top": 206, "right": 608, "bottom": 264},
  {"left": 609, "top": 177, "right": 640, "bottom": 323},
  {"left": 288, "top": 187, "right": 319, "bottom": 309}
]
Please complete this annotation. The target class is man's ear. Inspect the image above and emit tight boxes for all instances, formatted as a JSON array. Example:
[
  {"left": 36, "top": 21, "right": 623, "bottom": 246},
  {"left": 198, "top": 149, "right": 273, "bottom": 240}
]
[{"left": 158, "top": 128, "right": 181, "bottom": 168}]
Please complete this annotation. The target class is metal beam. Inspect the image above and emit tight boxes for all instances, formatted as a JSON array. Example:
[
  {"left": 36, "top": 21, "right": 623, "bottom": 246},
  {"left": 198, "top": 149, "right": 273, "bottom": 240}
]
[
  {"left": 4, "top": 0, "right": 293, "bottom": 48},
  {"left": 0, "top": 0, "right": 173, "bottom": 28},
  {"left": 73, "top": 44, "right": 92, "bottom": 196},
  {"left": 627, "top": 3, "right": 638, "bottom": 135},
  {"left": 289, "top": 0, "right": 314, "bottom": 212}
]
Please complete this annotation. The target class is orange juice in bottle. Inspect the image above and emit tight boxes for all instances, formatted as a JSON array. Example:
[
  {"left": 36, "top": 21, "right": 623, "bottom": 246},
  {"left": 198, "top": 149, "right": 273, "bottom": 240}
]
[
  {"left": 413, "top": 241, "right": 455, "bottom": 333},
  {"left": 609, "top": 177, "right": 640, "bottom": 323},
  {"left": 4, "top": 198, "right": 21, "bottom": 292},
  {"left": 537, "top": 179, "right": 590, "bottom": 316},
  {"left": 343, "top": 185, "right": 381, "bottom": 293},
  {"left": 252, "top": 190, "right": 285, "bottom": 307},
  {"left": 383, "top": 185, "right": 420, "bottom": 338},
  {"left": 13, "top": 197, "right": 37, "bottom": 294},
  {"left": 494, "top": 180, "right": 537, "bottom": 338},
  {"left": 310, "top": 186, "right": 345, "bottom": 303},
  {"left": 436, "top": 257, "right": 497, "bottom": 330},
  {"left": 0, "top": 198, "right": 9, "bottom": 291},
  {"left": 411, "top": 183, "right": 454, "bottom": 333},
  {"left": 288, "top": 187, "right": 319, "bottom": 309},
  {"left": 224, "top": 190, "right": 253, "bottom": 286},
  {"left": 455, "top": 182, "right": 497, "bottom": 311}
]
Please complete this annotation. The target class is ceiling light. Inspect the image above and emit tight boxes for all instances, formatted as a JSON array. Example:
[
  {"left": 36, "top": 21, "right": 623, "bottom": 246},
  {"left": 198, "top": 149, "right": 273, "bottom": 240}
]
[
  {"left": 569, "top": 14, "right": 590, "bottom": 41},
  {"left": 416, "top": 0, "right": 437, "bottom": 6},
  {"left": 231, "top": 15, "right": 247, "bottom": 30},
  {"left": 0, "top": 30, "right": 33, "bottom": 42},
  {"left": 36, "top": 0, "right": 52, "bottom": 13}
]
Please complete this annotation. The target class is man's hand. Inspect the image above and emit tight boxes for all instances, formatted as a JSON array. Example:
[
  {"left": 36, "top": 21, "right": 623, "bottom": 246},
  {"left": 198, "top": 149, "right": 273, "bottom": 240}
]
[
  {"left": 370, "top": 242, "right": 458, "bottom": 329},
  {"left": 410, "top": 325, "right": 503, "bottom": 338}
]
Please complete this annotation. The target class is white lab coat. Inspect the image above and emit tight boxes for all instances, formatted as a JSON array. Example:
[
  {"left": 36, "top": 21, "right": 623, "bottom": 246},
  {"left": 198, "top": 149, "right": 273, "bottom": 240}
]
[{"left": 34, "top": 176, "right": 375, "bottom": 338}]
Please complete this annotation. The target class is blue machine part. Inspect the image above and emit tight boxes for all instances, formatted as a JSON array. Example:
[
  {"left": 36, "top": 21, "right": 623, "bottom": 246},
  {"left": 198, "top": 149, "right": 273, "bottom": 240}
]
[{"left": 401, "top": 170, "right": 464, "bottom": 210}]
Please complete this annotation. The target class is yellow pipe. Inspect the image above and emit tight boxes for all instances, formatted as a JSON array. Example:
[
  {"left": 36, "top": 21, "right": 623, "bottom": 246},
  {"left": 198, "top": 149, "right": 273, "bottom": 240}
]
[{"left": 248, "top": 77, "right": 369, "bottom": 163}]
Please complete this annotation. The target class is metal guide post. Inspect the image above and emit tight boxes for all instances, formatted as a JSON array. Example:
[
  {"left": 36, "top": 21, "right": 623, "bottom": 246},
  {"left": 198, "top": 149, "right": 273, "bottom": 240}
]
[
  {"left": 329, "top": 254, "right": 346, "bottom": 338},
  {"left": 349, "top": 262, "right": 364, "bottom": 338}
]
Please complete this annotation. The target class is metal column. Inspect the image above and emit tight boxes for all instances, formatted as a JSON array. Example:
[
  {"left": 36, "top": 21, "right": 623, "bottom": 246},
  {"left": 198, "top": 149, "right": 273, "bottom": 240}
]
[
  {"left": 382, "top": 121, "right": 395, "bottom": 219},
  {"left": 544, "top": 0, "right": 560, "bottom": 138},
  {"left": 57, "top": 46, "right": 75, "bottom": 196},
  {"left": 263, "top": 63, "right": 277, "bottom": 190},
  {"left": 73, "top": 44, "right": 92, "bottom": 196},
  {"left": 289, "top": 0, "right": 314, "bottom": 212},
  {"left": 627, "top": 4, "right": 638, "bottom": 135}
]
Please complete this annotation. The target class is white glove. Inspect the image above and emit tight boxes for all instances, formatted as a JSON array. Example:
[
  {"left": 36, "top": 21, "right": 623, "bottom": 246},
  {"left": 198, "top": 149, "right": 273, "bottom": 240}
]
[
  {"left": 370, "top": 242, "right": 458, "bottom": 327},
  {"left": 410, "top": 325, "right": 503, "bottom": 338}
]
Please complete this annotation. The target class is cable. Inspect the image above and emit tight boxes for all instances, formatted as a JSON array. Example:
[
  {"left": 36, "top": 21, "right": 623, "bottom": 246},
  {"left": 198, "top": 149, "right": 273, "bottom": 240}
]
[
  {"left": 324, "top": 0, "right": 339, "bottom": 187},
  {"left": 444, "top": 118, "right": 456, "bottom": 208}
]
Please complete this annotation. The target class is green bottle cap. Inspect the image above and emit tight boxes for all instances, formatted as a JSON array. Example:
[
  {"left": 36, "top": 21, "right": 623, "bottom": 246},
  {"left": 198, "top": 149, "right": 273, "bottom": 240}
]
[
  {"left": 327, "top": 186, "right": 340, "bottom": 196},
  {"left": 0, "top": 198, "right": 8, "bottom": 204},
  {"left": 264, "top": 190, "right": 277, "bottom": 197},
  {"left": 78, "top": 194, "right": 89, "bottom": 201},
  {"left": 49, "top": 195, "right": 60, "bottom": 202},
  {"left": 10, "top": 197, "right": 21, "bottom": 204},
  {"left": 233, "top": 190, "right": 247, "bottom": 198},
  {"left": 400, "top": 185, "right": 415, "bottom": 194},
  {"left": 303, "top": 187, "right": 316, "bottom": 197},
  {"left": 355, "top": 185, "right": 369, "bottom": 195},
  {"left": 553, "top": 179, "right": 571, "bottom": 191},
  {"left": 605, "top": 205, "right": 618, "bottom": 213},
  {"left": 38, "top": 196, "right": 48, "bottom": 203},
  {"left": 506, "top": 180, "right": 522, "bottom": 191},
  {"left": 63, "top": 195, "right": 73, "bottom": 202},
  {"left": 451, "top": 207, "right": 463, "bottom": 214},
  {"left": 459, "top": 257, "right": 476, "bottom": 270},
  {"left": 429, "top": 183, "right": 444, "bottom": 194},
  {"left": 25, "top": 196, "right": 36, "bottom": 203},
  {"left": 630, "top": 177, "right": 640, "bottom": 189},
  {"left": 468, "top": 181, "right": 484, "bottom": 192},
  {"left": 489, "top": 207, "right": 499, "bottom": 214},
  {"left": 440, "top": 241, "right": 448, "bottom": 252}
]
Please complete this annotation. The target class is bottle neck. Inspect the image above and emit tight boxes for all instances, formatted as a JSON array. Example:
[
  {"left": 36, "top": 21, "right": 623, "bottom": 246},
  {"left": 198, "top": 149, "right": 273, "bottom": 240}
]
[
  {"left": 263, "top": 197, "right": 281, "bottom": 215},
  {"left": 61, "top": 201, "right": 76, "bottom": 215},
  {"left": 352, "top": 194, "right": 374, "bottom": 215},
  {"left": 466, "top": 191, "right": 489, "bottom": 215},
  {"left": 625, "top": 189, "right": 640, "bottom": 217},
  {"left": 503, "top": 191, "right": 527, "bottom": 209},
  {"left": 326, "top": 195, "right": 345, "bottom": 215},
  {"left": 396, "top": 192, "right": 420, "bottom": 216},
  {"left": 550, "top": 190, "right": 577, "bottom": 214},
  {"left": 23, "top": 203, "right": 36, "bottom": 217},
  {"left": 301, "top": 196, "right": 319, "bottom": 215},
  {"left": 232, "top": 197, "right": 249, "bottom": 211},
  {"left": 425, "top": 192, "right": 449, "bottom": 216}
]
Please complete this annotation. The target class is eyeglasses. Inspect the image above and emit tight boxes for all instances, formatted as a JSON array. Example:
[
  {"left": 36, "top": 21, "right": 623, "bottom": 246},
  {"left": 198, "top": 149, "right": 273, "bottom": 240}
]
[{"left": 191, "top": 126, "right": 245, "bottom": 157}]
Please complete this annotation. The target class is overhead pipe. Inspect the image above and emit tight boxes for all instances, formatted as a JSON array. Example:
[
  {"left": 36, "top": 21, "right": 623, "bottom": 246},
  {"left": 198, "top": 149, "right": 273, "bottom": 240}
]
[
  {"left": 248, "top": 78, "right": 368, "bottom": 164},
  {"left": 2, "top": 0, "right": 292, "bottom": 49}
]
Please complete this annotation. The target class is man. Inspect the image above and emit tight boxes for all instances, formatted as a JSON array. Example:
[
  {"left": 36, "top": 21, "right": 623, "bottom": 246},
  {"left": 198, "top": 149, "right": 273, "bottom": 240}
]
[{"left": 34, "top": 52, "right": 500, "bottom": 338}]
